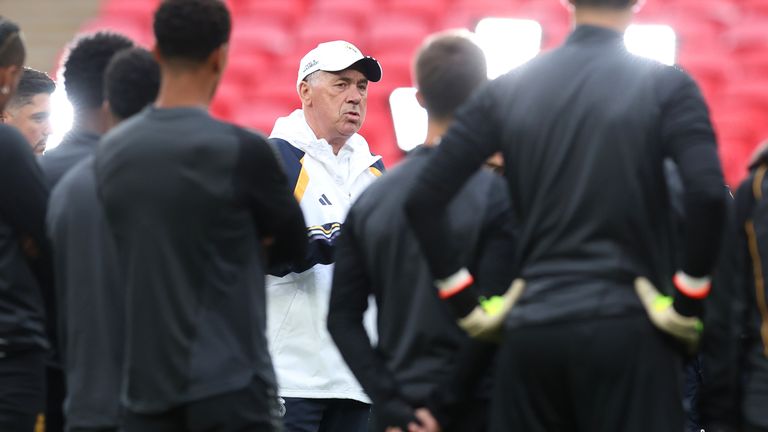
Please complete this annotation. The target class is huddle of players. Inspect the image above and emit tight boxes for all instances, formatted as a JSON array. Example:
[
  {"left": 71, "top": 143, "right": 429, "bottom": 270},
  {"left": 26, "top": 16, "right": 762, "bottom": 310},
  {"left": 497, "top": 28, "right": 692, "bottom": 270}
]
[{"left": 0, "top": 0, "right": 765, "bottom": 431}]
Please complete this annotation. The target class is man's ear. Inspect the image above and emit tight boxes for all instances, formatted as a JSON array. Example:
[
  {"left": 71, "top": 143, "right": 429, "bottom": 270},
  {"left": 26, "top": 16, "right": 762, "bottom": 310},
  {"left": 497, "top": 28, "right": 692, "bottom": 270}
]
[
  {"left": 0, "top": 64, "right": 21, "bottom": 95},
  {"left": 209, "top": 44, "right": 228, "bottom": 75},
  {"left": 298, "top": 80, "right": 312, "bottom": 107},
  {"left": 151, "top": 45, "right": 162, "bottom": 62},
  {"left": 415, "top": 90, "right": 426, "bottom": 109},
  {"left": 101, "top": 99, "right": 119, "bottom": 129}
]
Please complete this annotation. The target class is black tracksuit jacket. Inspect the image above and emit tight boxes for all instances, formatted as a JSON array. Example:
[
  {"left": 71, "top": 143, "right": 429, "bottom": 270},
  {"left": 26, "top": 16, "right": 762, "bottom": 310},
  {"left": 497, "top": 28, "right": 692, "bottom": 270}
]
[
  {"left": 405, "top": 25, "right": 726, "bottom": 327},
  {"left": 328, "top": 146, "right": 517, "bottom": 430}
]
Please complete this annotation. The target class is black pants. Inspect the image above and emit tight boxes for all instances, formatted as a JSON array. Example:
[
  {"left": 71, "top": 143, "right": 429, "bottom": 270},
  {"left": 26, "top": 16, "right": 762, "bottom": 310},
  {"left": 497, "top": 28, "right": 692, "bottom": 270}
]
[
  {"left": 371, "top": 399, "right": 487, "bottom": 432},
  {"left": 122, "top": 378, "right": 282, "bottom": 432},
  {"left": 46, "top": 365, "right": 66, "bottom": 432},
  {"left": 0, "top": 349, "right": 46, "bottom": 431},
  {"left": 282, "top": 398, "right": 370, "bottom": 432},
  {"left": 71, "top": 428, "right": 118, "bottom": 432},
  {"left": 490, "top": 314, "right": 684, "bottom": 432}
]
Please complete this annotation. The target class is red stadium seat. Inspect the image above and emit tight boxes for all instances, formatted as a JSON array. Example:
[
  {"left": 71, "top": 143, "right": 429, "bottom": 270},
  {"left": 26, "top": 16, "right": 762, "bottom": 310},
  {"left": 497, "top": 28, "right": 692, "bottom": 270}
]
[
  {"left": 210, "top": 82, "right": 243, "bottom": 120},
  {"left": 294, "top": 17, "right": 360, "bottom": 55},
  {"left": 677, "top": 53, "right": 733, "bottom": 102},
  {"left": 515, "top": 1, "right": 569, "bottom": 29},
  {"left": 230, "top": 19, "right": 293, "bottom": 58},
  {"left": 381, "top": 0, "right": 447, "bottom": 27},
  {"left": 726, "top": 21, "right": 768, "bottom": 55},
  {"left": 231, "top": 101, "right": 295, "bottom": 136},
  {"left": 222, "top": 54, "right": 269, "bottom": 89},
  {"left": 367, "top": 14, "right": 429, "bottom": 58},
  {"left": 741, "top": 0, "right": 768, "bottom": 17},
  {"left": 738, "top": 52, "right": 768, "bottom": 80},
  {"left": 239, "top": 0, "right": 307, "bottom": 27},
  {"left": 309, "top": 0, "right": 378, "bottom": 28},
  {"left": 371, "top": 51, "right": 414, "bottom": 91},
  {"left": 439, "top": 0, "right": 521, "bottom": 30}
]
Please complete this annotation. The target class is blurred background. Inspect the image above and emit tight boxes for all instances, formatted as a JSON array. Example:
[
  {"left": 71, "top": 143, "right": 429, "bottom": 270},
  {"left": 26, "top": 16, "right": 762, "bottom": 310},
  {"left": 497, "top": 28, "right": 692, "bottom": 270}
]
[{"left": 3, "top": 0, "right": 767, "bottom": 186}]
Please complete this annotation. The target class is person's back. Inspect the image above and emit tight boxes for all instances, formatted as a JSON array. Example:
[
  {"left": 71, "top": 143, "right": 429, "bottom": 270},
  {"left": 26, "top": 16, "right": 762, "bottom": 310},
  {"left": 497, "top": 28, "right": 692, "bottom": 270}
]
[
  {"left": 488, "top": 25, "right": 687, "bottom": 317},
  {"left": 329, "top": 32, "right": 515, "bottom": 432},
  {"left": 47, "top": 47, "right": 160, "bottom": 431},
  {"left": 39, "top": 32, "right": 133, "bottom": 188},
  {"left": 404, "top": 1, "right": 726, "bottom": 431},
  {"left": 98, "top": 108, "right": 279, "bottom": 408},
  {"left": 95, "top": 1, "right": 306, "bottom": 430},
  {"left": 340, "top": 148, "right": 510, "bottom": 392}
]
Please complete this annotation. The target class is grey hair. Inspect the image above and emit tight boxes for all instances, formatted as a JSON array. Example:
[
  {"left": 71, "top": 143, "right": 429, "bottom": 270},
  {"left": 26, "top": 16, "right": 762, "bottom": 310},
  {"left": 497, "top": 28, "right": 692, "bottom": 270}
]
[{"left": 303, "top": 70, "right": 322, "bottom": 86}]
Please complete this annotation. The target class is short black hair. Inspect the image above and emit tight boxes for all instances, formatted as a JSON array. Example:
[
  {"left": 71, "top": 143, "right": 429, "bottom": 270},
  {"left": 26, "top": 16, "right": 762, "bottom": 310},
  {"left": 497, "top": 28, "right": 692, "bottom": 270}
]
[
  {"left": 63, "top": 31, "right": 134, "bottom": 111},
  {"left": 105, "top": 48, "right": 160, "bottom": 120},
  {"left": 415, "top": 31, "right": 487, "bottom": 119},
  {"left": 0, "top": 17, "right": 25, "bottom": 67},
  {"left": 571, "top": 0, "right": 634, "bottom": 9},
  {"left": 8, "top": 68, "right": 55, "bottom": 109},
  {"left": 153, "top": 0, "right": 231, "bottom": 63}
]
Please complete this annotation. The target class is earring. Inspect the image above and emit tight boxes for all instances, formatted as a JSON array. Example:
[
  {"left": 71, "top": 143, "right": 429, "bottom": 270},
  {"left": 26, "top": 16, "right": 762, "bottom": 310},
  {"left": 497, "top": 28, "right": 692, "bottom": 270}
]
[{"left": 0, "top": 86, "right": 8, "bottom": 95}]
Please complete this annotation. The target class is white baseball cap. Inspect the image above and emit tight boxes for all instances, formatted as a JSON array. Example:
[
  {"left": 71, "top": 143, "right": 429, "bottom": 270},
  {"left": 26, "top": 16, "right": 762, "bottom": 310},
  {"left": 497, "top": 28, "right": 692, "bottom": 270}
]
[{"left": 297, "top": 40, "right": 382, "bottom": 87}]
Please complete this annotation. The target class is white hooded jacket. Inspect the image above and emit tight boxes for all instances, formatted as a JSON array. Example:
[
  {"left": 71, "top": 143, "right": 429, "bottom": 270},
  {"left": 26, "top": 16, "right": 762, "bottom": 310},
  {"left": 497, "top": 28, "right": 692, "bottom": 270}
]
[{"left": 266, "top": 109, "right": 383, "bottom": 401}]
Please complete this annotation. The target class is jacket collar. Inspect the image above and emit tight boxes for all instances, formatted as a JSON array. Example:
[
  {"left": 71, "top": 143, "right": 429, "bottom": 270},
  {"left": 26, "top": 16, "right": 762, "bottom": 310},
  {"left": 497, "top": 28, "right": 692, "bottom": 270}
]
[
  {"left": 566, "top": 25, "right": 624, "bottom": 46},
  {"left": 59, "top": 129, "right": 100, "bottom": 150},
  {"left": 270, "top": 109, "right": 381, "bottom": 171}
]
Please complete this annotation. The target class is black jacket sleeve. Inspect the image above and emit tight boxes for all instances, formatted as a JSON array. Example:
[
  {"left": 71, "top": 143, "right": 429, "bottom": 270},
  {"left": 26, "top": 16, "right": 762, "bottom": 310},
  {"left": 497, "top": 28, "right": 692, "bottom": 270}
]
[
  {"left": 658, "top": 70, "right": 726, "bottom": 316},
  {"left": 327, "top": 211, "right": 418, "bottom": 429},
  {"left": 0, "top": 126, "right": 50, "bottom": 259},
  {"left": 472, "top": 174, "right": 518, "bottom": 296},
  {"left": 233, "top": 128, "right": 307, "bottom": 269},
  {"left": 660, "top": 70, "right": 726, "bottom": 279},
  {"left": 699, "top": 183, "right": 750, "bottom": 429},
  {"left": 0, "top": 126, "right": 55, "bottom": 347},
  {"left": 405, "top": 83, "right": 502, "bottom": 280},
  {"left": 327, "top": 210, "right": 400, "bottom": 402}
]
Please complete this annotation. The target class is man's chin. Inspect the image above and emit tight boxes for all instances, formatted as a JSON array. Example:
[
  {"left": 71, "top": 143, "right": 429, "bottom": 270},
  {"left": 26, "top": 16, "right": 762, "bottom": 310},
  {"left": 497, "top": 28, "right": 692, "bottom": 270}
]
[{"left": 33, "top": 141, "right": 47, "bottom": 155}]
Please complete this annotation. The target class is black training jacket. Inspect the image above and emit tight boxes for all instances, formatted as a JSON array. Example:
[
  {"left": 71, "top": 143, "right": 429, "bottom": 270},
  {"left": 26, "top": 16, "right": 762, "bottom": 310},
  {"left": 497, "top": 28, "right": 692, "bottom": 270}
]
[
  {"left": 95, "top": 107, "right": 307, "bottom": 413},
  {"left": 406, "top": 25, "right": 726, "bottom": 328},
  {"left": 0, "top": 124, "right": 52, "bottom": 354},
  {"left": 328, "top": 146, "right": 517, "bottom": 415},
  {"left": 700, "top": 152, "right": 768, "bottom": 429}
]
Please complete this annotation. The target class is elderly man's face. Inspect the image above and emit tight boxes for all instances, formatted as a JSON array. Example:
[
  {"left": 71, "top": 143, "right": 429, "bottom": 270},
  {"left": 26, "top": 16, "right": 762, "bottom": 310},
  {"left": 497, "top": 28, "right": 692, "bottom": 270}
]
[
  {"left": 307, "top": 68, "right": 368, "bottom": 141},
  {"left": 3, "top": 93, "right": 52, "bottom": 155}
]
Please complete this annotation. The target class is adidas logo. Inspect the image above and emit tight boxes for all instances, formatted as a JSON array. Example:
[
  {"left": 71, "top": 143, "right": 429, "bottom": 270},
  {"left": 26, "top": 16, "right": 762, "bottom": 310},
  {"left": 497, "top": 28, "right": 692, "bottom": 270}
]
[{"left": 319, "top": 194, "right": 333, "bottom": 206}]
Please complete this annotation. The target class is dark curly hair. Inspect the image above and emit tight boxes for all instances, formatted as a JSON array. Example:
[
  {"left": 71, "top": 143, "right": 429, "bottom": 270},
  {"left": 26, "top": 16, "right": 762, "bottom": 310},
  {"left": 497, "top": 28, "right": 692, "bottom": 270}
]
[
  {"left": 105, "top": 48, "right": 160, "bottom": 120},
  {"left": 153, "top": 0, "right": 231, "bottom": 63},
  {"left": 63, "top": 31, "right": 134, "bottom": 111},
  {"left": 0, "top": 17, "right": 25, "bottom": 67},
  {"left": 8, "top": 68, "right": 55, "bottom": 109}
]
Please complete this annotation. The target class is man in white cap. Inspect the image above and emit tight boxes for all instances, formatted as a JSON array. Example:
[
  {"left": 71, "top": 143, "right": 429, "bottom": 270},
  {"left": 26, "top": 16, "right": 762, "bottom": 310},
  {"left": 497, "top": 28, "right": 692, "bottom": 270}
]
[{"left": 266, "top": 40, "right": 384, "bottom": 431}]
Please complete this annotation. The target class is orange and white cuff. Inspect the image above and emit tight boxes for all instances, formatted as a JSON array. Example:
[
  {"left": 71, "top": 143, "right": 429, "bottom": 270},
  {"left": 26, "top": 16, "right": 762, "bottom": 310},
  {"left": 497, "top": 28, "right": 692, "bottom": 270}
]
[
  {"left": 436, "top": 268, "right": 474, "bottom": 299},
  {"left": 673, "top": 271, "right": 712, "bottom": 299}
]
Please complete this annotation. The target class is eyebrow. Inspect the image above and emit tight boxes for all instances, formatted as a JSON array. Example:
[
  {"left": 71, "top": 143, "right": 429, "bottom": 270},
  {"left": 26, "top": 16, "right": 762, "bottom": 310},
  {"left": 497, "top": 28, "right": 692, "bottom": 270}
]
[{"left": 332, "top": 75, "right": 368, "bottom": 85}]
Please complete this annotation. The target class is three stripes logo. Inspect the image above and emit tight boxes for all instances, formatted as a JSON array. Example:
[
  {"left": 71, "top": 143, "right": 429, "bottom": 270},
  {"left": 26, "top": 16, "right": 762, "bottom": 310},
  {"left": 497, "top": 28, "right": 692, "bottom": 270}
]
[{"left": 319, "top": 194, "right": 333, "bottom": 206}]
